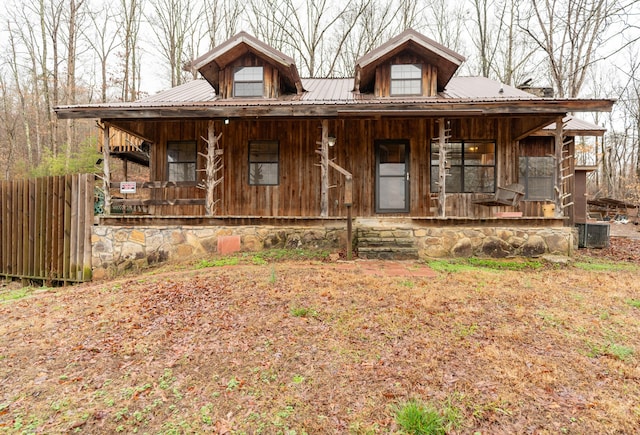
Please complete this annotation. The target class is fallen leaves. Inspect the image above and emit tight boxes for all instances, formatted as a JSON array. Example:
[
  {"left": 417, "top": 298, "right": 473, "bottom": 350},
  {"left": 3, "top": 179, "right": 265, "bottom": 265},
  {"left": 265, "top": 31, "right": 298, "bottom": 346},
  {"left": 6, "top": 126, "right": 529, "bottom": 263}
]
[{"left": 0, "top": 258, "right": 639, "bottom": 433}]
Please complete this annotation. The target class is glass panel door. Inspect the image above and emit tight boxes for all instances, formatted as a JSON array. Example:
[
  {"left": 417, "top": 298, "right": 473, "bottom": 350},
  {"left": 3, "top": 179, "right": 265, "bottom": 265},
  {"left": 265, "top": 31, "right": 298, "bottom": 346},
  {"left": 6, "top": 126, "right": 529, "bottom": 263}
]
[{"left": 376, "top": 141, "right": 410, "bottom": 212}]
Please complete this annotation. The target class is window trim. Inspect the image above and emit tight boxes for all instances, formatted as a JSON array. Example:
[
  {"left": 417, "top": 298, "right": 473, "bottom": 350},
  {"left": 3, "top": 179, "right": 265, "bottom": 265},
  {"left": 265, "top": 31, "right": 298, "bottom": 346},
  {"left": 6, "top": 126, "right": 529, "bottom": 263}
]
[
  {"left": 234, "top": 66, "right": 264, "bottom": 98},
  {"left": 390, "top": 64, "right": 422, "bottom": 96},
  {"left": 430, "top": 140, "right": 497, "bottom": 193},
  {"left": 166, "top": 140, "right": 197, "bottom": 183},
  {"left": 248, "top": 140, "right": 279, "bottom": 186}
]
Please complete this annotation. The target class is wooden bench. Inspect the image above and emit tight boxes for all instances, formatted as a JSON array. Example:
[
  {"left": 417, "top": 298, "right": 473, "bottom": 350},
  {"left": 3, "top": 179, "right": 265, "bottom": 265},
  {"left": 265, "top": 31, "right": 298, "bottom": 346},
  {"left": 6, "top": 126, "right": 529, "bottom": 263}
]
[{"left": 472, "top": 183, "right": 525, "bottom": 209}]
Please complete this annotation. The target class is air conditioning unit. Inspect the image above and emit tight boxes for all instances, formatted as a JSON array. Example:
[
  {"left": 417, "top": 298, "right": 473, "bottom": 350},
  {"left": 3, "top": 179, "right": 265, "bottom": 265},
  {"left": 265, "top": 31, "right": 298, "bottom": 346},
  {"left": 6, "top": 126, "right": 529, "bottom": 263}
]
[{"left": 576, "top": 223, "right": 610, "bottom": 248}]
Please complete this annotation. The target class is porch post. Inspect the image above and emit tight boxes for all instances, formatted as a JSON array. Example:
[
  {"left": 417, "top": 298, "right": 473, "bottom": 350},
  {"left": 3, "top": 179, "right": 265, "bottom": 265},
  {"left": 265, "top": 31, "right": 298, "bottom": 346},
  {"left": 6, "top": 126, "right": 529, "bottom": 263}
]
[
  {"left": 102, "top": 123, "right": 111, "bottom": 216},
  {"left": 201, "top": 120, "right": 223, "bottom": 216},
  {"left": 437, "top": 118, "right": 447, "bottom": 218},
  {"left": 320, "top": 119, "right": 329, "bottom": 217},
  {"left": 554, "top": 116, "right": 564, "bottom": 218}
]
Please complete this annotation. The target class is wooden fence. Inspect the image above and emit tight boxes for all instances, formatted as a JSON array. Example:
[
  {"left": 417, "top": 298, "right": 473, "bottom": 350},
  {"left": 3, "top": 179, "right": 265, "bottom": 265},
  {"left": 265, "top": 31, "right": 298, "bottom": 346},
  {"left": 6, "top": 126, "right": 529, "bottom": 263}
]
[{"left": 1, "top": 174, "right": 94, "bottom": 283}]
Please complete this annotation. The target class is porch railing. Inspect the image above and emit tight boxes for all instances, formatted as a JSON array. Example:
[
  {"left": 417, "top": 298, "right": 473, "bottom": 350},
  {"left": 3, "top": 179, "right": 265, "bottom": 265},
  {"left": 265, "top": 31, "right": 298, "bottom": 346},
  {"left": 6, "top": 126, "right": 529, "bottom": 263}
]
[{"left": 102, "top": 181, "right": 204, "bottom": 215}]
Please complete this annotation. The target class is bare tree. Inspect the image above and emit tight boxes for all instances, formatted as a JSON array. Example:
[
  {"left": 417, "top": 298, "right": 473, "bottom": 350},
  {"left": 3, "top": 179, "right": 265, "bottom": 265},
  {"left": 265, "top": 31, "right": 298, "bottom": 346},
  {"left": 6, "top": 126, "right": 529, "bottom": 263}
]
[
  {"left": 118, "top": 0, "right": 143, "bottom": 102},
  {"left": 84, "top": 2, "right": 121, "bottom": 103},
  {"left": 333, "top": 0, "right": 428, "bottom": 76},
  {"left": 147, "top": 0, "right": 199, "bottom": 87},
  {"left": 520, "top": 0, "right": 633, "bottom": 98},
  {"left": 0, "top": 71, "right": 19, "bottom": 179},
  {"left": 248, "top": 0, "right": 288, "bottom": 51},
  {"left": 201, "top": 0, "right": 244, "bottom": 49},
  {"left": 63, "top": 0, "right": 87, "bottom": 166},
  {"left": 468, "top": 0, "right": 508, "bottom": 78},
  {"left": 393, "top": 0, "right": 427, "bottom": 32},
  {"left": 43, "top": 0, "right": 65, "bottom": 153},
  {"left": 265, "top": 0, "right": 370, "bottom": 77},
  {"left": 6, "top": 23, "right": 34, "bottom": 166},
  {"left": 424, "top": 0, "right": 468, "bottom": 54}
]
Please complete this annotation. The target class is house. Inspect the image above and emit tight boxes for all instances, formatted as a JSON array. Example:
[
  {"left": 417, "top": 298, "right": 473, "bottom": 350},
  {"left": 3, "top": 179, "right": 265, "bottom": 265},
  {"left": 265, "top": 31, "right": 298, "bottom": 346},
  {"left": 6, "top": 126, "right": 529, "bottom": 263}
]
[{"left": 55, "top": 29, "right": 614, "bottom": 273}]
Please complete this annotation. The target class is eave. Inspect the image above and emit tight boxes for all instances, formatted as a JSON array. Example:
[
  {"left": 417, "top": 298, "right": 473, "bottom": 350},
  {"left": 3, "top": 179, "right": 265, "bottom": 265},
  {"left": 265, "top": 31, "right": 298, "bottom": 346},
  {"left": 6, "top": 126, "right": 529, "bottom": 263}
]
[{"left": 54, "top": 98, "right": 616, "bottom": 120}]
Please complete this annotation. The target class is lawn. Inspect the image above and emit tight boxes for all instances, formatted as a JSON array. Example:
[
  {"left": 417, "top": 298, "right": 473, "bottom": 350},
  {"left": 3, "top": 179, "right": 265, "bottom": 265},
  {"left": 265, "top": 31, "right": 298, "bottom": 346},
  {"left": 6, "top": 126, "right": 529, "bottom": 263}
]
[{"left": 0, "top": 251, "right": 639, "bottom": 434}]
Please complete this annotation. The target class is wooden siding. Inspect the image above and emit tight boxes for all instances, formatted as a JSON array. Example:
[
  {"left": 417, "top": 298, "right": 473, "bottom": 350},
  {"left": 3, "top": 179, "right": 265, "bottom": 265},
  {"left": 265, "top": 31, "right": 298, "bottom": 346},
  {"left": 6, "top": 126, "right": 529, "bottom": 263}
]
[
  {"left": 374, "top": 55, "right": 438, "bottom": 97},
  {"left": 217, "top": 53, "right": 280, "bottom": 99},
  {"left": 0, "top": 174, "right": 93, "bottom": 283},
  {"left": 107, "top": 116, "right": 537, "bottom": 219}
]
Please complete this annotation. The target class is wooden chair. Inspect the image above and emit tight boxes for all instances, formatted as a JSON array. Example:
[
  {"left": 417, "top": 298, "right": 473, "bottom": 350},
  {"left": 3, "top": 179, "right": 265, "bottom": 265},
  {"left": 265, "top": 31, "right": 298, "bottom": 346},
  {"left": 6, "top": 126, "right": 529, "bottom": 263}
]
[{"left": 472, "top": 183, "right": 525, "bottom": 209}]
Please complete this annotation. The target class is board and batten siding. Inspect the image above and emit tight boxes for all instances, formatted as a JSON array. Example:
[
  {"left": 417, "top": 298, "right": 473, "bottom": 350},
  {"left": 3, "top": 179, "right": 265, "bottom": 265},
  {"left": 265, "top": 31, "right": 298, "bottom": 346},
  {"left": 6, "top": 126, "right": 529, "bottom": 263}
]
[
  {"left": 217, "top": 53, "right": 281, "bottom": 99},
  {"left": 374, "top": 55, "right": 438, "bottom": 97},
  {"left": 131, "top": 116, "right": 528, "bottom": 218}
]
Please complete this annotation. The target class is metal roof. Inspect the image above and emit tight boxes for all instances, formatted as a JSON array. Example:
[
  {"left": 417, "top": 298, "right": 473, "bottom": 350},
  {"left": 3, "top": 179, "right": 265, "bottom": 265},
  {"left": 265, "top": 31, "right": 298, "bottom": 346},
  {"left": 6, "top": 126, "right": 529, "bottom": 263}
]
[
  {"left": 139, "top": 80, "right": 216, "bottom": 103},
  {"left": 442, "top": 77, "right": 534, "bottom": 99},
  {"left": 541, "top": 116, "right": 606, "bottom": 135},
  {"left": 301, "top": 78, "right": 355, "bottom": 102},
  {"left": 54, "top": 77, "right": 615, "bottom": 119},
  {"left": 122, "top": 76, "right": 548, "bottom": 105}
]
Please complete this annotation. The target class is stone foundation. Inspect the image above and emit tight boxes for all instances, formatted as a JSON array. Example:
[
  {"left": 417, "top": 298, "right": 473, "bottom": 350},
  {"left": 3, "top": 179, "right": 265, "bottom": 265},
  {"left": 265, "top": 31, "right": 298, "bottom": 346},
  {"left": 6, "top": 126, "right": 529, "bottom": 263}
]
[
  {"left": 91, "top": 223, "right": 348, "bottom": 279},
  {"left": 91, "top": 219, "right": 576, "bottom": 278}
]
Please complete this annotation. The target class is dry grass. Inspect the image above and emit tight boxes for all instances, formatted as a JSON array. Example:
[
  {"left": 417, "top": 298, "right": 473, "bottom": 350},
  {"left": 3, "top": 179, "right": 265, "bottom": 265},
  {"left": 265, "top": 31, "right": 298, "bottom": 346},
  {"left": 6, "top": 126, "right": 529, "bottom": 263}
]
[{"left": 1, "top": 256, "right": 639, "bottom": 434}]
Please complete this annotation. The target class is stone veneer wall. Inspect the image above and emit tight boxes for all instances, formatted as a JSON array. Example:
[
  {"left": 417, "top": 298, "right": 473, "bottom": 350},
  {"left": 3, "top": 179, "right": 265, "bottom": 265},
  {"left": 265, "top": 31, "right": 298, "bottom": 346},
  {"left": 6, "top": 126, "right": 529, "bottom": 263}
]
[
  {"left": 91, "top": 223, "right": 348, "bottom": 279},
  {"left": 415, "top": 226, "right": 575, "bottom": 258},
  {"left": 91, "top": 221, "right": 576, "bottom": 278}
]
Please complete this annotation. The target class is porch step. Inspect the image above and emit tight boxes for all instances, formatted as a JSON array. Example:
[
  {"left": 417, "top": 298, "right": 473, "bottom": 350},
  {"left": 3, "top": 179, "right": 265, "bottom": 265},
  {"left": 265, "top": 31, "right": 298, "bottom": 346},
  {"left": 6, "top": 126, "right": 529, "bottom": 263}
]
[
  {"left": 357, "top": 246, "right": 420, "bottom": 260},
  {"left": 356, "top": 234, "right": 419, "bottom": 260},
  {"left": 357, "top": 237, "right": 415, "bottom": 247}
]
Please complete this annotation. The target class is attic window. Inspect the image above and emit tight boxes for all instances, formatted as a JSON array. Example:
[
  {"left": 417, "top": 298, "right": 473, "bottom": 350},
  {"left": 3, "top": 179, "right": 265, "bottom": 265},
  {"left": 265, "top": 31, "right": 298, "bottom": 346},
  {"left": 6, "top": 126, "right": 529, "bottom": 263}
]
[
  {"left": 234, "top": 66, "right": 264, "bottom": 97},
  {"left": 391, "top": 64, "right": 422, "bottom": 96}
]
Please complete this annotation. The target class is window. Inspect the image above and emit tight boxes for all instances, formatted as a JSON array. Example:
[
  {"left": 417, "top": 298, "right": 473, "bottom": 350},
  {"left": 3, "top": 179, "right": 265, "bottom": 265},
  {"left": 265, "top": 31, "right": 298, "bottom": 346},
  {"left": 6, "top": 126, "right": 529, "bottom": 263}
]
[
  {"left": 167, "top": 141, "right": 196, "bottom": 182},
  {"left": 519, "top": 156, "right": 555, "bottom": 200},
  {"left": 249, "top": 141, "right": 279, "bottom": 185},
  {"left": 391, "top": 64, "right": 422, "bottom": 96},
  {"left": 430, "top": 141, "right": 496, "bottom": 193},
  {"left": 234, "top": 66, "right": 264, "bottom": 97}
]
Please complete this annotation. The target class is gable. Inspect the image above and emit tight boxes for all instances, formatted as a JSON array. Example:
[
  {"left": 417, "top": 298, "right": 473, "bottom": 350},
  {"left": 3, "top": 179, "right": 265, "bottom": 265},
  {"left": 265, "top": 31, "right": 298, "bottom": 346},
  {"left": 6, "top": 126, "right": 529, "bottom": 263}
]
[
  {"left": 185, "top": 31, "right": 304, "bottom": 98},
  {"left": 354, "top": 28, "right": 465, "bottom": 95}
]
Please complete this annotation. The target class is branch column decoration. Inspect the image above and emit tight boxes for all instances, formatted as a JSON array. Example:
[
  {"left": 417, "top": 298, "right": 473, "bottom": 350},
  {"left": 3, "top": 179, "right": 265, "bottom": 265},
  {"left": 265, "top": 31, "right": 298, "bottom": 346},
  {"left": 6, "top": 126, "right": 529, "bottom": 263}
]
[
  {"left": 315, "top": 120, "right": 353, "bottom": 259},
  {"left": 320, "top": 119, "right": 329, "bottom": 217},
  {"left": 436, "top": 118, "right": 450, "bottom": 218},
  {"left": 102, "top": 123, "right": 111, "bottom": 216},
  {"left": 198, "top": 120, "right": 224, "bottom": 216},
  {"left": 554, "top": 116, "right": 574, "bottom": 217}
]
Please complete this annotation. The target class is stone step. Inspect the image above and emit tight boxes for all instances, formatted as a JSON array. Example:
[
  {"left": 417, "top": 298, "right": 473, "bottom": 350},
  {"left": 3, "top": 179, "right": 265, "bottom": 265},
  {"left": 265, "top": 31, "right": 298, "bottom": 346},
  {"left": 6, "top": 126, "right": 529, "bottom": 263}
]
[
  {"left": 357, "top": 246, "right": 420, "bottom": 260},
  {"left": 357, "top": 237, "right": 416, "bottom": 248}
]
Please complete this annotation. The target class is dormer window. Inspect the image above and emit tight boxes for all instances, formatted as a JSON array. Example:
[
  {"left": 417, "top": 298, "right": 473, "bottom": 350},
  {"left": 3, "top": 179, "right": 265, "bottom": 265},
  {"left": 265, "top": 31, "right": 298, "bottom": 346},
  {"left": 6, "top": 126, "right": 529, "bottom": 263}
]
[
  {"left": 234, "top": 66, "right": 264, "bottom": 97},
  {"left": 390, "top": 64, "right": 422, "bottom": 96}
]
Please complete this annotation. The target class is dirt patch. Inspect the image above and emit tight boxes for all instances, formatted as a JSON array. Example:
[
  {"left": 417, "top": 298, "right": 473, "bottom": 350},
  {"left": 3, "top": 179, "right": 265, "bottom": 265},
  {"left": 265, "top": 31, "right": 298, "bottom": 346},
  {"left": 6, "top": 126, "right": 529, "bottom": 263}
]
[
  {"left": 608, "top": 222, "right": 640, "bottom": 240},
  {"left": 1, "top": 256, "right": 639, "bottom": 434}
]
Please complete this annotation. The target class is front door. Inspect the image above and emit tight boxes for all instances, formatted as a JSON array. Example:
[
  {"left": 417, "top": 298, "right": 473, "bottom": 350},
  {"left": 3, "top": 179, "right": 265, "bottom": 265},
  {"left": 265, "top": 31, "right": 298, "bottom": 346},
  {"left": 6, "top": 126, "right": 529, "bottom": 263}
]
[{"left": 376, "top": 140, "right": 410, "bottom": 213}]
